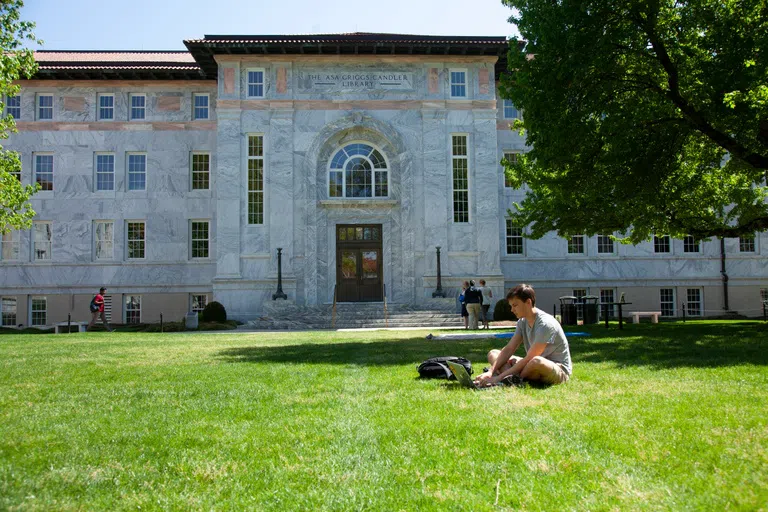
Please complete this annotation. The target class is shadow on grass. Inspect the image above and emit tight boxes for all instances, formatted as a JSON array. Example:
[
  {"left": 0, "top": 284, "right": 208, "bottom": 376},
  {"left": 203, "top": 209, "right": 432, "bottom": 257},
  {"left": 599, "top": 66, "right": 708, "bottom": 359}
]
[{"left": 216, "top": 321, "right": 768, "bottom": 369}]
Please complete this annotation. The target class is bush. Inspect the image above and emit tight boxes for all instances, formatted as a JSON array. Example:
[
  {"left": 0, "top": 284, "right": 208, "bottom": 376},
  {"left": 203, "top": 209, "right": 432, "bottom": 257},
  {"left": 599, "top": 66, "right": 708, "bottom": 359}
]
[
  {"left": 202, "top": 301, "right": 227, "bottom": 323},
  {"left": 493, "top": 299, "right": 517, "bottom": 322}
]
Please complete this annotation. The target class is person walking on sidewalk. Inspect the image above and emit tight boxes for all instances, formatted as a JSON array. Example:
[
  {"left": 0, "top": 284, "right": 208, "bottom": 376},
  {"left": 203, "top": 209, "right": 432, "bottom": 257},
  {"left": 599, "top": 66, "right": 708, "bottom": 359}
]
[{"left": 87, "top": 287, "right": 113, "bottom": 332}]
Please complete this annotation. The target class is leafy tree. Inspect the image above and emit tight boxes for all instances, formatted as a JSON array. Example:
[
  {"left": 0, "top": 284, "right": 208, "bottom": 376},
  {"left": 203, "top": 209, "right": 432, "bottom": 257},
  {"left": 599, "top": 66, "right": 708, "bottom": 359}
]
[
  {"left": 0, "top": 0, "right": 39, "bottom": 235},
  {"left": 500, "top": 0, "right": 768, "bottom": 243}
]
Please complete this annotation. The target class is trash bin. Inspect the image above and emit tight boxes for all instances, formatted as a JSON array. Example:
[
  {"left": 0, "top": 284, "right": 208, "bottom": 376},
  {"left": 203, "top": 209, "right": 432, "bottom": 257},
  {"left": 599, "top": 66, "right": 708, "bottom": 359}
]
[
  {"left": 582, "top": 295, "right": 599, "bottom": 324},
  {"left": 559, "top": 296, "right": 577, "bottom": 325},
  {"left": 185, "top": 312, "right": 198, "bottom": 329}
]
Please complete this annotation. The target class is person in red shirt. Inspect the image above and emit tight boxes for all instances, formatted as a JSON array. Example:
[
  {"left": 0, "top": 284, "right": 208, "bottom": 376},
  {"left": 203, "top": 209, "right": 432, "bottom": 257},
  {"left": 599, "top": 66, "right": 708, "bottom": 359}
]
[{"left": 87, "top": 287, "right": 112, "bottom": 332}]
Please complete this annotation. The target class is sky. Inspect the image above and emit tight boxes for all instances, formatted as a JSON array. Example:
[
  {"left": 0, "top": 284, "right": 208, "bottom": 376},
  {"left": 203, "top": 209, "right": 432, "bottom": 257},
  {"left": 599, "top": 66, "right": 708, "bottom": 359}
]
[{"left": 22, "top": 0, "right": 519, "bottom": 51}]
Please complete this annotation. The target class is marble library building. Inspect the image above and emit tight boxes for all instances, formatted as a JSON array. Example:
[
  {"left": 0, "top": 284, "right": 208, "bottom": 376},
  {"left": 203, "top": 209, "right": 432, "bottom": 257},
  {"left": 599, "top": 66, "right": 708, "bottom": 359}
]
[{"left": 1, "top": 33, "right": 766, "bottom": 327}]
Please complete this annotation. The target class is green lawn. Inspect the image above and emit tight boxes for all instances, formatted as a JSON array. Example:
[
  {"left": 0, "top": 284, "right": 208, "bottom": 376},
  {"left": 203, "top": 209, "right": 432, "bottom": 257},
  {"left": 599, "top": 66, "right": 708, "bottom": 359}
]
[{"left": 1, "top": 322, "right": 767, "bottom": 511}]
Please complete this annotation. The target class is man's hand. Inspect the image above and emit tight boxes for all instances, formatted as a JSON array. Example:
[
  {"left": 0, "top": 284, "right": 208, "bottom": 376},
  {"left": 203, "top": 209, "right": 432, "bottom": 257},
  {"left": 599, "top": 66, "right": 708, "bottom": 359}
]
[{"left": 473, "top": 371, "right": 497, "bottom": 387}]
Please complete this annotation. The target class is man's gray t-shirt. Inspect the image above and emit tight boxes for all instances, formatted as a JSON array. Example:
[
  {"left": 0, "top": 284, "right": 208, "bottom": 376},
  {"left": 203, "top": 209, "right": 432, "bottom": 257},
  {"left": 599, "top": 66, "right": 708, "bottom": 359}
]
[
  {"left": 517, "top": 310, "right": 572, "bottom": 375},
  {"left": 479, "top": 286, "right": 493, "bottom": 306}
]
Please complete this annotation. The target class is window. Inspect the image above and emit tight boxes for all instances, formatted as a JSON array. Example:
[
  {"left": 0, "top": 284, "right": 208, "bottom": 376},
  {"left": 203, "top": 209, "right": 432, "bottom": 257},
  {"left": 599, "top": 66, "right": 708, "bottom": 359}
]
[
  {"left": 130, "top": 94, "right": 146, "bottom": 120},
  {"left": 452, "top": 135, "right": 469, "bottom": 223},
  {"left": 6, "top": 95, "right": 20, "bottom": 119},
  {"left": 1, "top": 231, "right": 19, "bottom": 261},
  {"left": 328, "top": 142, "right": 389, "bottom": 199},
  {"left": 8, "top": 161, "right": 20, "bottom": 181},
  {"left": 247, "top": 69, "right": 265, "bottom": 98},
  {"left": 34, "top": 153, "right": 54, "bottom": 191},
  {"left": 600, "top": 289, "right": 615, "bottom": 319},
  {"left": 95, "top": 153, "right": 115, "bottom": 191},
  {"left": 191, "top": 220, "right": 209, "bottom": 259},
  {"left": 191, "top": 152, "right": 210, "bottom": 190},
  {"left": 502, "top": 152, "right": 517, "bottom": 188},
  {"left": 94, "top": 221, "right": 114, "bottom": 260},
  {"left": 449, "top": 69, "right": 467, "bottom": 98},
  {"left": 37, "top": 94, "right": 53, "bottom": 120},
  {"left": 683, "top": 235, "right": 700, "bottom": 253},
  {"left": 127, "top": 153, "right": 146, "bottom": 191},
  {"left": 1, "top": 297, "right": 17, "bottom": 326},
  {"left": 193, "top": 93, "right": 209, "bottom": 120},
  {"left": 31, "top": 297, "right": 47, "bottom": 326},
  {"left": 503, "top": 99, "right": 520, "bottom": 119},
  {"left": 660, "top": 288, "right": 675, "bottom": 317},
  {"left": 125, "top": 295, "right": 141, "bottom": 324},
  {"left": 127, "top": 221, "right": 145, "bottom": 259},
  {"left": 248, "top": 134, "right": 264, "bottom": 224},
  {"left": 505, "top": 220, "right": 524, "bottom": 255},
  {"left": 33, "top": 222, "right": 52, "bottom": 261},
  {"left": 191, "top": 294, "right": 208, "bottom": 313},
  {"left": 654, "top": 235, "right": 671, "bottom": 253},
  {"left": 98, "top": 94, "right": 114, "bottom": 120},
  {"left": 761, "top": 288, "right": 768, "bottom": 303},
  {"left": 686, "top": 288, "right": 702, "bottom": 316},
  {"left": 597, "top": 234, "right": 614, "bottom": 254},
  {"left": 568, "top": 235, "right": 585, "bottom": 254},
  {"left": 739, "top": 234, "right": 755, "bottom": 253}
]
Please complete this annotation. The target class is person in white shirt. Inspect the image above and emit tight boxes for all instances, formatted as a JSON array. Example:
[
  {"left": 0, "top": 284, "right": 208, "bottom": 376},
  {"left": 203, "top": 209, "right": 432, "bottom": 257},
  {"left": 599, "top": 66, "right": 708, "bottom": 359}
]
[{"left": 478, "top": 279, "right": 493, "bottom": 329}]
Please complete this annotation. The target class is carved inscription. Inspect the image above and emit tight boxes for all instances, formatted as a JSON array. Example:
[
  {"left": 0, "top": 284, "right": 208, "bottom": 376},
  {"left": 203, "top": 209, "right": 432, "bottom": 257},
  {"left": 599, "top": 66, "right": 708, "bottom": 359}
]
[{"left": 298, "top": 70, "right": 414, "bottom": 91}]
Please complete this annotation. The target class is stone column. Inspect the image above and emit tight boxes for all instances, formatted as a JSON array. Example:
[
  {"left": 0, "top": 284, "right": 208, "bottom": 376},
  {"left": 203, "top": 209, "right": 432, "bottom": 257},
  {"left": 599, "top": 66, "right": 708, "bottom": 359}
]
[
  {"left": 268, "top": 107, "right": 295, "bottom": 285},
  {"left": 473, "top": 107, "right": 503, "bottom": 275},
  {"left": 215, "top": 108, "right": 243, "bottom": 279}
]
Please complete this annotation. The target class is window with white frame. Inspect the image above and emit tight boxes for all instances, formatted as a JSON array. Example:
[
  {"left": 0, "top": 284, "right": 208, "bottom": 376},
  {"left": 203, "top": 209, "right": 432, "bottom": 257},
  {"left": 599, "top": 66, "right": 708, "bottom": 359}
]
[
  {"left": 5, "top": 95, "right": 20, "bottom": 119},
  {"left": 33, "top": 221, "right": 51, "bottom": 261},
  {"left": 328, "top": 142, "right": 389, "bottom": 199},
  {"left": 247, "top": 69, "right": 265, "bottom": 98},
  {"left": 94, "top": 221, "right": 114, "bottom": 260},
  {"left": 683, "top": 235, "right": 700, "bottom": 253},
  {"left": 130, "top": 94, "right": 146, "bottom": 120},
  {"left": 739, "top": 234, "right": 756, "bottom": 253},
  {"left": 248, "top": 134, "right": 264, "bottom": 224},
  {"left": 193, "top": 93, "right": 209, "bottom": 120},
  {"left": 34, "top": 153, "right": 54, "bottom": 191},
  {"left": 125, "top": 295, "right": 141, "bottom": 324},
  {"left": 127, "top": 153, "right": 146, "bottom": 191},
  {"left": 503, "top": 99, "right": 520, "bottom": 119},
  {"left": 98, "top": 94, "right": 114, "bottom": 120},
  {"left": 686, "top": 288, "right": 702, "bottom": 316},
  {"left": 30, "top": 296, "right": 47, "bottom": 326},
  {"left": 654, "top": 235, "right": 671, "bottom": 253},
  {"left": 505, "top": 220, "right": 524, "bottom": 255},
  {"left": 37, "top": 94, "right": 53, "bottom": 120},
  {"left": 597, "top": 234, "right": 614, "bottom": 254},
  {"left": 568, "top": 235, "right": 585, "bottom": 254},
  {"left": 660, "top": 288, "right": 675, "bottom": 317},
  {"left": 191, "top": 294, "right": 208, "bottom": 313},
  {"left": 95, "top": 153, "right": 115, "bottom": 191},
  {"left": 127, "top": 221, "right": 145, "bottom": 259},
  {"left": 449, "top": 69, "right": 467, "bottom": 98},
  {"left": 1, "top": 297, "right": 17, "bottom": 326},
  {"left": 191, "top": 152, "right": 210, "bottom": 190},
  {"left": 502, "top": 152, "right": 517, "bottom": 188},
  {"left": 1, "top": 231, "right": 19, "bottom": 261},
  {"left": 452, "top": 135, "right": 469, "bottom": 223},
  {"left": 191, "top": 220, "right": 209, "bottom": 259},
  {"left": 600, "top": 289, "right": 615, "bottom": 318},
  {"left": 761, "top": 288, "right": 768, "bottom": 302}
]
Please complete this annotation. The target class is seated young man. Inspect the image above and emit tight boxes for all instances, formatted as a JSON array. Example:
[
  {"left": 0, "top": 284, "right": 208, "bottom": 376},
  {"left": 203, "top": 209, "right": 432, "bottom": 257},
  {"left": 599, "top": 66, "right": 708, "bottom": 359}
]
[{"left": 474, "top": 284, "right": 572, "bottom": 386}]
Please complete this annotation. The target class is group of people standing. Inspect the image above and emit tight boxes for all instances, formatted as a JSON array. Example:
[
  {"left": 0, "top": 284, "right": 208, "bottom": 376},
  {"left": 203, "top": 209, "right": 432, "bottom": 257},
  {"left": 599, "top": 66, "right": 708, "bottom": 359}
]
[{"left": 459, "top": 279, "right": 493, "bottom": 330}]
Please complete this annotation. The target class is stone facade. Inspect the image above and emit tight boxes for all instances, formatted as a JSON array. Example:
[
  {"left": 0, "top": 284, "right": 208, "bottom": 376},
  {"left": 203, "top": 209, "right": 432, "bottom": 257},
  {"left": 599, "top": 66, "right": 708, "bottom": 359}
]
[{"left": 0, "top": 37, "right": 766, "bottom": 326}]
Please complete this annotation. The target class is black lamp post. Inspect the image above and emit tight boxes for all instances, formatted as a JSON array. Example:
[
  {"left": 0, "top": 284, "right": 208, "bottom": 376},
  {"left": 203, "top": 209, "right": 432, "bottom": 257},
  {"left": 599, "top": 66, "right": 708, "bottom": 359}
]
[
  {"left": 272, "top": 247, "right": 288, "bottom": 300},
  {"left": 432, "top": 246, "right": 446, "bottom": 298}
]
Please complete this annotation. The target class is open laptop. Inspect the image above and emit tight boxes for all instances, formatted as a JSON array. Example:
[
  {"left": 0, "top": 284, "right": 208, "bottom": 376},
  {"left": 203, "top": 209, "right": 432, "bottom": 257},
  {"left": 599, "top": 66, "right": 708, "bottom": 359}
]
[{"left": 446, "top": 360, "right": 503, "bottom": 390}]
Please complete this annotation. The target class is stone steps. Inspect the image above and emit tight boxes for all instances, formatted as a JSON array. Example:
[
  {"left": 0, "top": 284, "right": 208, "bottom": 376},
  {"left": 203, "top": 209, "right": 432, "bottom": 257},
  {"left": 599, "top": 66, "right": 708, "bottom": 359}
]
[{"left": 244, "top": 299, "right": 466, "bottom": 330}]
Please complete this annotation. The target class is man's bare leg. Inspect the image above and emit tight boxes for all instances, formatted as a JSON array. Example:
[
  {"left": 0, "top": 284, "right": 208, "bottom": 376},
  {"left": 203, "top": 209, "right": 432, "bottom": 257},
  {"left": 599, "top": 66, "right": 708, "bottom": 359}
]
[
  {"left": 519, "top": 356, "right": 569, "bottom": 384},
  {"left": 487, "top": 349, "right": 522, "bottom": 375}
]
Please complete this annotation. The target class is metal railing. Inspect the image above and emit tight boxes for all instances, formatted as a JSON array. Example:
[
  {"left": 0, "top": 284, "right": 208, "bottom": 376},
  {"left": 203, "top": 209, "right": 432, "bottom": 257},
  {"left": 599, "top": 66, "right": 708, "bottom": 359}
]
[
  {"left": 332, "top": 285, "right": 337, "bottom": 329},
  {"left": 383, "top": 284, "right": 388, "bottom": 328}
]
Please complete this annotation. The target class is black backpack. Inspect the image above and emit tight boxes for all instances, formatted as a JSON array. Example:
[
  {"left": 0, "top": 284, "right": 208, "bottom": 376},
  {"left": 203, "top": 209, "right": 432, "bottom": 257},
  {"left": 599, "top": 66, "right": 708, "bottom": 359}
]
[
  {"left": 417, "top": 356, "right": 473, "bottom": 380},
  {"left": 89, "top": 296, "right": 99, "bottom": 312}
]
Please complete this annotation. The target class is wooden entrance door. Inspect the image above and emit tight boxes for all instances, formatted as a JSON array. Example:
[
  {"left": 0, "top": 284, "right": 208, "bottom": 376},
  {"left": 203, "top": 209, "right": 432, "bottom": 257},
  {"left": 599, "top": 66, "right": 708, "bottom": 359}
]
[{"left": 336, "top": 225, "right": 383, "bottom": 302}]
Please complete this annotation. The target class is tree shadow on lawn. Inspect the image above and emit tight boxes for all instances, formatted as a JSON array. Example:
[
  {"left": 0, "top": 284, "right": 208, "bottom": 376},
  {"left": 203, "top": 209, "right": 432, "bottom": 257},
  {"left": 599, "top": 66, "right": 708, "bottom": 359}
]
[{"left": 216, "top": 322, "right": 768, "bottom": 370}]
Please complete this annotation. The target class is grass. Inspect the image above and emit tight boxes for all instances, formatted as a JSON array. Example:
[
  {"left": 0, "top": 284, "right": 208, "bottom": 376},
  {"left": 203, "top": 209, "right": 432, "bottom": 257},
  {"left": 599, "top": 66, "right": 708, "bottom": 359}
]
[{"left": 1, "top": 321, "right": 767, "bottom": 511}]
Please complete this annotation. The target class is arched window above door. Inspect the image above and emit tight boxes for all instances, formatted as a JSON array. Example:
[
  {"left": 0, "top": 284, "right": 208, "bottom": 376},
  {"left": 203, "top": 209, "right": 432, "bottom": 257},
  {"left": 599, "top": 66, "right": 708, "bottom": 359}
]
[{"left": 328, "top": 143, "right": 388, "bottom": 198}]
